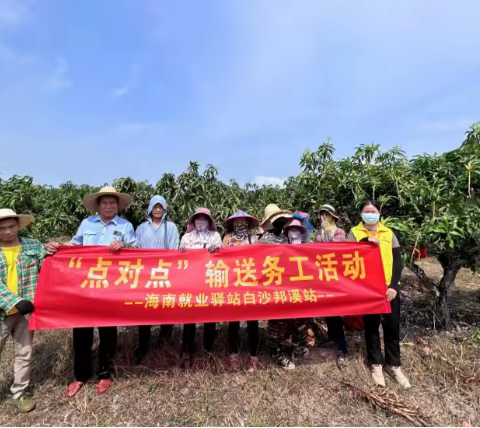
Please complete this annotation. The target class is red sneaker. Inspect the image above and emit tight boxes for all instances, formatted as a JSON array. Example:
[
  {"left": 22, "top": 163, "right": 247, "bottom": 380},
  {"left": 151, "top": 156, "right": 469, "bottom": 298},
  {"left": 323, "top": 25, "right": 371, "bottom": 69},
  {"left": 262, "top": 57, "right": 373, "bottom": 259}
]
[
  {"left": 97, "top": 379, "right": 114, "bottom": 395},
  {"left": 66, "top": 381, "right": 84, "bottom": 398},
  {"left": 247, "top": 357, "right": 260, "bottom": 373}
]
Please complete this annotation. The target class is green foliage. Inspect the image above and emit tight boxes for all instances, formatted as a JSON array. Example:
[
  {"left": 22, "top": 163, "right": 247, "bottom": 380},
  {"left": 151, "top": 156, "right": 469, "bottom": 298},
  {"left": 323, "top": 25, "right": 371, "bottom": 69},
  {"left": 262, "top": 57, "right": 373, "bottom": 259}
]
[{"left": 1, "top": 123, "right": 479, "bottom": 328}]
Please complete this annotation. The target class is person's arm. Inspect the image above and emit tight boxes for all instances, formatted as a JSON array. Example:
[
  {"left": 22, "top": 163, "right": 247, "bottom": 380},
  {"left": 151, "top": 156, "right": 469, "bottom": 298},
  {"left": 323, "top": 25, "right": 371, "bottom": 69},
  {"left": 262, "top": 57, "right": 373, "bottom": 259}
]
[
  {"left": 334, "top": 228, "right": 346, "bottom": 242},
  {"left": 71, "top": 220, "right": 85, "bottom": 246},
  {"left": 213, "top": 232, "right": 222, "bottom": 248},
  {"left": 168, "top": 223, "right": 180, "bottom": 250},
  {"left": 390, "top": 234, "right": 403, "bottom": 292},
  {"left": 123, "top": 223, "right": 137, "bottom": 248},
  {"left": 36, "top": 240, "right": 48, "bottom": 269},
  {"left": 222, "top": 234, "right": 230, "bottom": 247},
  {"left": 0, "top": 279, "right": 22, "bottom": 313},
  {"left": 135, "top": 224, "right": 144, "bottom": 248}
]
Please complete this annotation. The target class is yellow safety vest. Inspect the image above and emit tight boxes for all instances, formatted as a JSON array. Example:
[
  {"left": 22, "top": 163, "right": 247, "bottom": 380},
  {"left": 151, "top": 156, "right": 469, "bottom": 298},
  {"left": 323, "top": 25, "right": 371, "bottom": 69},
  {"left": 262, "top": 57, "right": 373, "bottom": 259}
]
[{"left": 351, "top": 222, "right": 393, "bottom": 286}]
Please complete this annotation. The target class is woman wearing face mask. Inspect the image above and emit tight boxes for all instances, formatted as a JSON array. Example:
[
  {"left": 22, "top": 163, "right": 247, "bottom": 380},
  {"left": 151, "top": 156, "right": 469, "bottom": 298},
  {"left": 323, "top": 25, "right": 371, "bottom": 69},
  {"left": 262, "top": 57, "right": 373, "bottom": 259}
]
[
  {"left": 347, "top": 200, "right": 410, "bottom": 389},
  {"left": 222, "top": 210, "right": 260, "bottom": 371},
  {"left": 259, "top": 204, "right": 300, "bottom": 369},
  {"left": 283, "top": 218, "right": 315, "bottom": 359},
  {"left": 179, "top": 208, "right": 222, "bottom": 369},
  {"left": 315, "top": 205, "right": 349, "bottom": 366}
]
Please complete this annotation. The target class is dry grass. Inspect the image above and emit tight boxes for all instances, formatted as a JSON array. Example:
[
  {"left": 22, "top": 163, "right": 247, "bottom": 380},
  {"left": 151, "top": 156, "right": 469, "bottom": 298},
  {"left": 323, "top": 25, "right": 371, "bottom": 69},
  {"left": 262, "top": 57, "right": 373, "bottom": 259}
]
[{"left": 1, "top": 259, "right": 479, "bottom": 426}]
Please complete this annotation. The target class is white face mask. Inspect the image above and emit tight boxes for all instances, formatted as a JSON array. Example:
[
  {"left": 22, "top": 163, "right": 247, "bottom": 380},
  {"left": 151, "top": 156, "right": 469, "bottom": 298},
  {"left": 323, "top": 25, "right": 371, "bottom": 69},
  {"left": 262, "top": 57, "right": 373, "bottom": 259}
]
[
  {"left": 194, "top": 219, "right": 209, "bottom": 232},
  {"left": 288, "top": 229, "right": 302, "bottom": 244}
]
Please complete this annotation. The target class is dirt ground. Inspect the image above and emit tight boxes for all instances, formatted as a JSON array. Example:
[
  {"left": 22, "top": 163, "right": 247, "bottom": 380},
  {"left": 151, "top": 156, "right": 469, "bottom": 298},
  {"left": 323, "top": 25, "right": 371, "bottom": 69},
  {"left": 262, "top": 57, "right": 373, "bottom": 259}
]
[{"left": 1, "top": 258, "right": 479, "bottom": 426}]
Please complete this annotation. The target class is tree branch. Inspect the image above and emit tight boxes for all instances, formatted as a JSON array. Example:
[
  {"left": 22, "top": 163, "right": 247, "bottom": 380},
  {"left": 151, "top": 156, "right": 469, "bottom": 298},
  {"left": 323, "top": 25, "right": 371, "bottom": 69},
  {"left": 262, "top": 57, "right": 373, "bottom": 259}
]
[{"left": 406, "top": 260, "right": 439, "bottom": 297}]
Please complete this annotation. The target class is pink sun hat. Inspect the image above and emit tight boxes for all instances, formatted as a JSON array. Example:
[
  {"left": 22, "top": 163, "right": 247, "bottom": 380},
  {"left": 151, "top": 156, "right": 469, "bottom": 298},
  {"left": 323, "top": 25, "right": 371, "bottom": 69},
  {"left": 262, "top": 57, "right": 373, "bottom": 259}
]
[
  {"left": 284, "top": 218, "right": 306, "bottom": 234},
  {"left": 186, "top": 207, "right": 217, "bottom": 233}
]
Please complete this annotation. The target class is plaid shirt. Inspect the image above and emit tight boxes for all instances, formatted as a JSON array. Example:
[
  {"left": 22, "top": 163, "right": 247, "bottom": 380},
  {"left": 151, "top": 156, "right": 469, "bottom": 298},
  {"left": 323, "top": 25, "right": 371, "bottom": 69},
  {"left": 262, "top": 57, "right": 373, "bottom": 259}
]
[{"left": 0, "top": 237, "right": 47, "bottom": 320}]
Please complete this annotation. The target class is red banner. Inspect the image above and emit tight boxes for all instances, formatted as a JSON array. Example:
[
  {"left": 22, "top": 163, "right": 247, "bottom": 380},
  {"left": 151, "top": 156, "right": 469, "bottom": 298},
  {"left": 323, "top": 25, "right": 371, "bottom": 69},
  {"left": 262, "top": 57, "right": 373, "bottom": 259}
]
[{"left": 30, "top": 243, "right": 390, "bottom": 330}]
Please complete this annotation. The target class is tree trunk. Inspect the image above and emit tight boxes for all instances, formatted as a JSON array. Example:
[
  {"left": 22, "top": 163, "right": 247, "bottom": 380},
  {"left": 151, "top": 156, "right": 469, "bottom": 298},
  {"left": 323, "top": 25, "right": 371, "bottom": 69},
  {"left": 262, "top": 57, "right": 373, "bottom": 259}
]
[{"left": 436, "top": 262, "right": 462, "bottom": 330}]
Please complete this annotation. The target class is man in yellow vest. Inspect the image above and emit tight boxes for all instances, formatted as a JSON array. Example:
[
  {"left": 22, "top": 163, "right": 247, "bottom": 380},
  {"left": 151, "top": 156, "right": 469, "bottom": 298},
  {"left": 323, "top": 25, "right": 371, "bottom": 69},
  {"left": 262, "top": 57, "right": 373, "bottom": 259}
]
[{"left": 348, "top": 200, "right": 411, "bottom": 389}]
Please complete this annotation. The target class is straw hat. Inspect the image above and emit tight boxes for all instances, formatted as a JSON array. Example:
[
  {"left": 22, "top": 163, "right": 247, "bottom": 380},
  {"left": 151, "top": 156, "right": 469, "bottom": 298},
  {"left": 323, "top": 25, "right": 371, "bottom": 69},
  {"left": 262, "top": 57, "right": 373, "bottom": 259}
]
[
  {"left": 222, "top": 210, "right": 259, "bottom": 232},
  {"left": 284, "top": 218, "right": 306, "bottom": 234},
  {"left": 260, "top": 204, "right": 292, "bottom": 228},
  {"left": 315, "top": 204, "right": 340, "bottom": 220},
  {"left": 83, "top": 186, "right": 132, "bottom": 212},
  {"left": 186, "top": 207, "right": 217, "bottom": 233},
  {"left": 0, "top": 209, "right": 33, "bottom": 230}
]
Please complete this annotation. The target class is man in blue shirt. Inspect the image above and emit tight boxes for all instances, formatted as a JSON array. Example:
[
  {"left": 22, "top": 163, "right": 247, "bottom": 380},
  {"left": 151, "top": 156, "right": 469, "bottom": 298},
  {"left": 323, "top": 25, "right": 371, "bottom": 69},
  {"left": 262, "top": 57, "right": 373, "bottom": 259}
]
[
  {"left": 48, "top": 186, "right": 136, "bottom": 397},
  {"left": 134, "top": 195, "right": 179, "bottom": 363}
]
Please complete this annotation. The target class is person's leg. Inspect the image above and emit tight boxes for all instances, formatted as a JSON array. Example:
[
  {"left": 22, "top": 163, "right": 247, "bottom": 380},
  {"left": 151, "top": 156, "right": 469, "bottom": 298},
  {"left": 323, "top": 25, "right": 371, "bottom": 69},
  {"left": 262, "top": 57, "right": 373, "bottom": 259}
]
[
  {"left": 247, "top": 321, "right": 260, "bottom": 357},
  {"left": 203, "top": 323, "right": 216, "bottom": 353},
  {"left": 159, "top": 324, "right": 173, "bottom": 344},
  {"left": 182, "top": 324, "right": 196, "bottom": 354},
  {"left": 73, "top": 327, "right": 94, "bottom": 382},
  {"left": 98, "top": 327, "right": 117, "bottom": 379},
  {"left": 363, "top": 314, "right": 382, "bottom": 365},
  {"left": 228, "top": 321, "right": 240, "bottom": 355},
  {"left": 383, "top": 295, "right": 401, "bottom": 367},
  {"left": 10, "top": 314, "right": 34, "bottom": 399},
  {"left": 268, "top": 320, "right": 295, "bottom": 369},
  {"left": 0, "top": 315, "right": 13, "bottom": 360},
  {"left": 137, "top": 325, "right": 151, "bottom": 353},
  {"left": 325, "top": 317, "right": 348, "bottom": 354}
]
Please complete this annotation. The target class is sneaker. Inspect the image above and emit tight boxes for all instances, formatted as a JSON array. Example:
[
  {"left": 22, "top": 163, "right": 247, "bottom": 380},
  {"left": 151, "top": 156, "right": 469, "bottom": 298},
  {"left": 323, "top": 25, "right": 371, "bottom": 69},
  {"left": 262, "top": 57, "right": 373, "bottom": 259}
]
[
  {"left": 385, "top": 365, "right": 411, "bottom": 389},
  {"left": 336, "top": 352, "right": 348, "bottom": 368},
  {"left": 371, "top": 364, "right": 386, "bottom": 387},
  {"left": 12, "top": 394, "right": 36, "bottom": 413},
  {"left": 247, "top": 357, "right": 260, "bottom": 373},
  {"left": 228, "top": 353, "right": 240, "bottom": 370},
  {"left": 292, "top": 347, "right": 309, "bottom": 360},
  {"left": 275, "top": 355, "right": 295, "bottom": 370}
]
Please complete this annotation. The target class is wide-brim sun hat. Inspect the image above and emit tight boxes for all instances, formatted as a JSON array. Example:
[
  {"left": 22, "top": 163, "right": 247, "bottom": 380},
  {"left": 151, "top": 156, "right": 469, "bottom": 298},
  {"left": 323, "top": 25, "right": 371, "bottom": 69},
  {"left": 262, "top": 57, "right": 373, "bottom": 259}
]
[
  {"left": 83, "top": 186, "right": 132, "bottom": 212},
  {"left": 284, "top": 218, "right": 306, "bottom": 234},
  {"left": 187, "top": 207, "right": 217, "bottom": 233},
  {"left": 315, "top": 204, "right": 340, "bottom": 220},
  {"left": 0, "top": 209, "right": 33, "bottom": 230},
  {"left": 260, "top": 204, "right": 292, "bottom": 228},
  {"left": 222, "top": 210, "right": 259, "bottom": 232}
]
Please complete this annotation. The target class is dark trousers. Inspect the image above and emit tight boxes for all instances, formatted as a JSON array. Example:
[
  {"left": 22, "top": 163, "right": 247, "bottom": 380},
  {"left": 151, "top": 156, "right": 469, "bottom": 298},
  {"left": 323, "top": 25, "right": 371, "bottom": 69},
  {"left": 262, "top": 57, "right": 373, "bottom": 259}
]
[
  {"left": 73, "top": 327, "right": 117, "bottom": 382},
  {"left": 364, "top": 294, "right": 401, "bottom": 366},
  {"left": 325, "top": 316, "right": 348, "bottom": 354},
  {"left": 182, "top": 323, "right": 216, "bottom": 354},
  {"left": 137, "top": 324, "right": 173, "bottom": 352},
  {"left": 228, "top": 321, "right": 259, "bottom": 357}
]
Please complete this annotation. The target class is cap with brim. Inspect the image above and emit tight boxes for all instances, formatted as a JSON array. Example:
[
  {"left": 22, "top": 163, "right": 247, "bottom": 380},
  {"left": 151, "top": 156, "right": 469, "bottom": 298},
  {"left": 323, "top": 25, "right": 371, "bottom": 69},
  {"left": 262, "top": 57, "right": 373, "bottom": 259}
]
[
  {"left": 260, "top": 204, "right": 292, "bottom": 228},
  {"left": 83, "top": 186, "right": 132, "bottom": 212},
  {"left": 0, "top": 209, "right": 33, "bottom": 230},
  {"left": 187, "top": 208, "right": 217, "bottom": 233},
  {"left": 315, "top": 204, "right": 340, "bottom": 220},
  {"left": 284, "top": 218, "right": 306, "bottom": 234},
  {"left": 222, "top": 210, "right": 259, "bottom": 232}
]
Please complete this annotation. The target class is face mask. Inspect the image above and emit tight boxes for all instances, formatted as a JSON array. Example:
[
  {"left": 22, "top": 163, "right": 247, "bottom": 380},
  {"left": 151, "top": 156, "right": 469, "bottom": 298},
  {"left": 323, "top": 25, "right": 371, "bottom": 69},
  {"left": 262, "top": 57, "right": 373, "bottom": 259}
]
[
  {"left": 288, "top": 229, "right": 302, "bottom": 244},
  {"left": 233, "top": 220, "right": 249, "bottom": 238},
  {"left": 194, "top": 219, "right": 209, "bottom": 232},
  {"left": 362, "top": 213, "right": 380, "bottom": 224}
]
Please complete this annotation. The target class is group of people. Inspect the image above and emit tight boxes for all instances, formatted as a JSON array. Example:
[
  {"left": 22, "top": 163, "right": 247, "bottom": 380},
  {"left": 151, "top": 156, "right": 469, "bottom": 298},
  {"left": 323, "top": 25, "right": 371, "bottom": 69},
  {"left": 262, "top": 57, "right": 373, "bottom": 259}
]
[{"left": 0, "top": 185, "right": 410, "bottom": 413}]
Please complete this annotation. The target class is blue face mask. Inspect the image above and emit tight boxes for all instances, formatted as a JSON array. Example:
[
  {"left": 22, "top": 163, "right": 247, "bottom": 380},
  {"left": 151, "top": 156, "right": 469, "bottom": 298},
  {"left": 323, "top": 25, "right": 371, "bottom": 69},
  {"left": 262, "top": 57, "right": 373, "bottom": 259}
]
[{"left": 362, "top": 213, "right": 380, "bottom": 224}]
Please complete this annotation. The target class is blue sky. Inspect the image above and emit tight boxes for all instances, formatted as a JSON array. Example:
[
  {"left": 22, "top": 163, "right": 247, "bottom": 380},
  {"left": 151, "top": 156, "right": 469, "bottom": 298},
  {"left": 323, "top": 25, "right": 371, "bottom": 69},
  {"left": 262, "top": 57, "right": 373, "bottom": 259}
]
[{"left": 1, "top": 0, "right": 479, "bottom": 187}]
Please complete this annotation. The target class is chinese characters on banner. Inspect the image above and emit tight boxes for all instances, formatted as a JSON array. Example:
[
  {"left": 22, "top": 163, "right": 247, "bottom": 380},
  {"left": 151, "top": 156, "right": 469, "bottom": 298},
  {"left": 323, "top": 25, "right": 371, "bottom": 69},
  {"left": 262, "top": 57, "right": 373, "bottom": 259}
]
[{"left": 29, "top": 243, "right": 390, "bottom": 330}]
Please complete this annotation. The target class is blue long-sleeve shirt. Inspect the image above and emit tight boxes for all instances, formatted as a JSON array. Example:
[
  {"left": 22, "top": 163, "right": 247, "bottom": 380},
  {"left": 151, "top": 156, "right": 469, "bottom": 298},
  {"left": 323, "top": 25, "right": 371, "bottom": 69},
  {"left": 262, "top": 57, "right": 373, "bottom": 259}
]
[{"left": 72, "top": 215, "right": 137, "bottom": 247}]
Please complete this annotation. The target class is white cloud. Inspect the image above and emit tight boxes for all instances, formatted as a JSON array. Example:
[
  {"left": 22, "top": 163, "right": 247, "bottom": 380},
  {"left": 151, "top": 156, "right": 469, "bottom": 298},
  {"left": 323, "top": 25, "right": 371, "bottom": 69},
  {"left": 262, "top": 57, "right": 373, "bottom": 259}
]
[
  {"left": 252, "top": 176, "right": 286, "bottom": 187},
  {"left": 0, "top": 0, "right": 35, "bottom": 28},
  {"left": 112, "top": 84, "right": 131, "bottom": 98},
  {"left": 45, "top": 56, "right": 71, "bottom": 91}
]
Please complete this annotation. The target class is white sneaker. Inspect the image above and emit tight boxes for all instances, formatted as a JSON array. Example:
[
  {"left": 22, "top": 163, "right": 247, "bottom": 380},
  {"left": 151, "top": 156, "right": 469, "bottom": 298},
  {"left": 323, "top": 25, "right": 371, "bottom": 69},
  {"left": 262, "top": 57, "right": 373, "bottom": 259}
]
[
  {"left": 385, "top": 365, "right": 411, "bottom": 389},
  {"left": 371, "top": 364, "right": 386, "bottom": 387}
]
